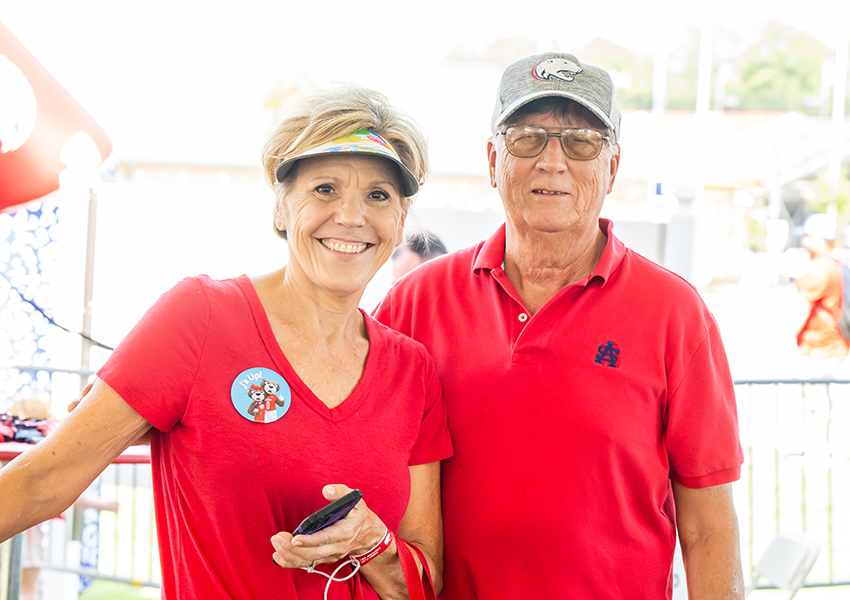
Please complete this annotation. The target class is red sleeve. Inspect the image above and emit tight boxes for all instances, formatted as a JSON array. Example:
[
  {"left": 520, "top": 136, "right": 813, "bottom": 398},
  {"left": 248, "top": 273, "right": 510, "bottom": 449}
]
[
  {"left": 666, "top": 319, "right": 743, "bottom": 487},
  {"left": 372, "top": 292, "right": 394, "bottom": 329},
  {"left": 97, "top": 277, "right": 209, "bottom": 432},
  {"left": 409, "top": 349, "right": 453, "bottom": 466}
]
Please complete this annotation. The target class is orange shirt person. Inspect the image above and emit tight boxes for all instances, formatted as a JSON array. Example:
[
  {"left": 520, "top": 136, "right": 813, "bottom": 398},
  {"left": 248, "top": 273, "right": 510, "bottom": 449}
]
[{"left": 794, "top": 213, "right": 849, "bottom": 367}]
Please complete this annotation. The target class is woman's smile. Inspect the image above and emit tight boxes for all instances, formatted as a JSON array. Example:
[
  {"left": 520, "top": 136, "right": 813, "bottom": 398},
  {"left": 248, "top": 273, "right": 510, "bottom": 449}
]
[
  {"left": 275, "top": 154, "right": 407, "bottom": 298},
  {"left": 319, "top": 238, "right": 371, "bottom": 254}
]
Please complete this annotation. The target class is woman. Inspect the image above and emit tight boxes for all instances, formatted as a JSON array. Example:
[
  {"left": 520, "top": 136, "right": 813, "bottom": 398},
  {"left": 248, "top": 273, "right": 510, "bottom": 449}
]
[{"left": 0, "top": 85, "right": 453, "bottom": 600}]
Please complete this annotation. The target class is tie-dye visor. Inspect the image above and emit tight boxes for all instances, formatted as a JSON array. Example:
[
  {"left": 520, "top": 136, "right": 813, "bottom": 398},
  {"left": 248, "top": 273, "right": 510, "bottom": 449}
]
[{"left": 274, "top": 129, "right": 419, "bottom": 196}]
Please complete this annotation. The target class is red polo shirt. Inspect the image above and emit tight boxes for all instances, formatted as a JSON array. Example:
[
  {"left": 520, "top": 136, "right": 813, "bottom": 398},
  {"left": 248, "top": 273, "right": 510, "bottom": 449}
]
[{"left": 374, "top": 219, "right": 743, "bottom": 600}]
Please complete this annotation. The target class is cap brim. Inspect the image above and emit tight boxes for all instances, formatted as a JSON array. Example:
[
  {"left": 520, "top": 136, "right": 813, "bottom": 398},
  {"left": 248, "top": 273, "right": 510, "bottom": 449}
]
[
  {"left": 274, "top": 151, "right": 419, "bottom": 197},
  {"left": 494, "top": 90, "right": 619, "bottom": 135}
]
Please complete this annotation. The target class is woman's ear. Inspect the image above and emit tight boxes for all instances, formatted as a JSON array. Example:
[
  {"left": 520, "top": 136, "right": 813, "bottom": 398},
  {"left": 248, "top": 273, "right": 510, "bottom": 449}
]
[
  {"left": 273, "top": 195, "right": 288, "bottom": 238},
  {"left": 394, "top": 210, "right": 408, "bottom": 247}
]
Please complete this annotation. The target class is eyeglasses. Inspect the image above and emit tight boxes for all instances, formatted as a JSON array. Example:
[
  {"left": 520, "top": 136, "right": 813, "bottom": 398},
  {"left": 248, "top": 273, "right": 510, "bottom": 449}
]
[{"left": 497, "top": 126, "right": 609, "bottom": 161}]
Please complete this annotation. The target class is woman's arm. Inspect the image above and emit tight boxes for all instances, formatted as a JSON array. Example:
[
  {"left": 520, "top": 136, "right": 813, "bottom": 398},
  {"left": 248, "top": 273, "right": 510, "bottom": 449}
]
[
  {"left": 271, "top": 461, "right": 443, "bottom": 599},
  {"left": 68, "top": 380, "right": 152, "bottom": 446},
  {"left": 0, "top": 379, "right": 152, "bottom": 542},
  {"left": 362, "top": 461, "right": 443, "bottom": 597}
]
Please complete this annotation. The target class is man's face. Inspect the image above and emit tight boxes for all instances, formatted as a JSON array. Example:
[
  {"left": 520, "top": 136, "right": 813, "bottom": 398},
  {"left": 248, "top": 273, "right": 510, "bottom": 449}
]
[
  {"left": 487, "top": 109, "right": 620, "bottom": 238},
  {"left": 802, "top": 235, "right": 831, "bottom": 255}
]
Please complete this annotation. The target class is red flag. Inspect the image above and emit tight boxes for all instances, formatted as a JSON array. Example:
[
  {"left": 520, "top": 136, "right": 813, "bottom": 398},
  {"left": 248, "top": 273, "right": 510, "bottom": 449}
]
[{"left": 0, "top": 20, "right": 112, "bottom": 212}]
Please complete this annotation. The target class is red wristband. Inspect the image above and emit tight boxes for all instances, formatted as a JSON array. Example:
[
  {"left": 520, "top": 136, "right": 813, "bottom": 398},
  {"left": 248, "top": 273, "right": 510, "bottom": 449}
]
[{"left": 351, "top": 528, "right": 393, "bottom": 567}]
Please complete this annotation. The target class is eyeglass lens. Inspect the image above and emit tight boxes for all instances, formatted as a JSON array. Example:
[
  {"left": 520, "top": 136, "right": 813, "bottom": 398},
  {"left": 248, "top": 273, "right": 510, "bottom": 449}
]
[{"left": 504, "top": 126, "right": 604, "bottom": 160}]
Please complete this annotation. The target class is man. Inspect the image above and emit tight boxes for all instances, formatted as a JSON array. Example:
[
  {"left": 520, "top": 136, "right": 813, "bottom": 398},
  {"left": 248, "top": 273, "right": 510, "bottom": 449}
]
[
  {"left": 391, "top": 230, "right": 448, "bottom": 282},
  {"left": 794, "top": 211, "right": 849, "bottom": 376},
  {"left": 375, "top": 52, "right": 745, "bottom": 599}
]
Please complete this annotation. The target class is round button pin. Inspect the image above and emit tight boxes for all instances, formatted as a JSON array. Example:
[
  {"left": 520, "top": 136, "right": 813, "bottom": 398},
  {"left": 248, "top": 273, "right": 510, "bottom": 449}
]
[{"left": 230, "top": 368, "right": 291, "bottom": 423}]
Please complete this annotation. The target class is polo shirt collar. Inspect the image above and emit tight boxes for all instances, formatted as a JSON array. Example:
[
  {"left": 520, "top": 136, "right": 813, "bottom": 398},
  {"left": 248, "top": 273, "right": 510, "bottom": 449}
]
[
  {"left": 472, "top": 223, "right": 508, "bottom": 272},
  {"left": 472, "top": 218, "right": 626, "bottom": 287}
]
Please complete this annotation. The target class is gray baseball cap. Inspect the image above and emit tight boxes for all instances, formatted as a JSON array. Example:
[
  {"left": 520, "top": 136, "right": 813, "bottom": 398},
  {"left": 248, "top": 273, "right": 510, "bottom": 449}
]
[{"left": 491, "top": 52, "right": 621, "bottom": 140}]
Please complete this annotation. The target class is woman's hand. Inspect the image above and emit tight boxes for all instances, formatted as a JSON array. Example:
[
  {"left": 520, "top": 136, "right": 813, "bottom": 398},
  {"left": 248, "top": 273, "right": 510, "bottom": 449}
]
[
  {"left": 271, "top": 484, "right": 389, "bottom": 571},
  {"left": 69, "top": 380, "right": 151, "bottom": 446},
  {"left": 272, "top": 465, "right": 443, "bottom": 599}
]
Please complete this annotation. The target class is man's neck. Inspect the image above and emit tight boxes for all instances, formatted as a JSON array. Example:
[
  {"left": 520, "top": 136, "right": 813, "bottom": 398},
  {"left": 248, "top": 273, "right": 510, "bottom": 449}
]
[{"left": 503, "top": 222, "right": 607, "bottom": 315}]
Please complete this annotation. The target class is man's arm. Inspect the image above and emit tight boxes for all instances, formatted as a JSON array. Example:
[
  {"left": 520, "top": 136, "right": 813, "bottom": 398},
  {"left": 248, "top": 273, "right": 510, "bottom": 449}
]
[{"left": 673, "top": 482, "right": 745, "bottom": 599}]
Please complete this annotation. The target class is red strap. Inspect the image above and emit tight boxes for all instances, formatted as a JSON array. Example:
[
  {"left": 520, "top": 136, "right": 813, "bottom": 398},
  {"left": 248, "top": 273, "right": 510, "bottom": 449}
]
[
  {"left": 398, "top": 540, "right": 436, "bottom": 600},
  {"left": 351, "top": 536, "right": 436, "bottom": 600}
]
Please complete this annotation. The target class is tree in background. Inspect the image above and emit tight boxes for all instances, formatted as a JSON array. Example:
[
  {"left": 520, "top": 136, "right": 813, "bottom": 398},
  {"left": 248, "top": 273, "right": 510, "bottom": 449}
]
[
  {"left": 725, "top": 21, "right": 829, "bottom": 114},
  {"left": 579, "top": 39, "right": 654, "bottom": 110},
  {"left": 447, "top": 21, "right": 834, "bottom": 114}
]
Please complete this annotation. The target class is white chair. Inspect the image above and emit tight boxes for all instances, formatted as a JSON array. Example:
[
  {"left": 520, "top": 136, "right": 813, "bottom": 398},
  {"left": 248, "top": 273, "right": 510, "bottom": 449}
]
[{"left": 745, "top": 532, "right": 820, "bottom": 599}]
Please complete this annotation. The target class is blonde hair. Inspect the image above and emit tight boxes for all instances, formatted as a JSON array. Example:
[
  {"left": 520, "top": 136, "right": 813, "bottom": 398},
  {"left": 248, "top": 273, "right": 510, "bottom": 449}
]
[{"left": 261, "top": 85, "right": 429, "bottom": 195}]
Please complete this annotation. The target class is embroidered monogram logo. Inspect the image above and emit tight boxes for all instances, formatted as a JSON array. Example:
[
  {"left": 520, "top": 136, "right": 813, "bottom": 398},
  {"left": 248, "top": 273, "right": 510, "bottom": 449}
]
[{"left": 594, "top": 341, "right": 620, "bottom": 368}]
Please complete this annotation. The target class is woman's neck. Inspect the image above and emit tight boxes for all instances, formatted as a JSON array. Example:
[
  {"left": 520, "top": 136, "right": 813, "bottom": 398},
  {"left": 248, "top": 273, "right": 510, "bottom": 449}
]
[{"left": 253, "top": 266, "right": 366, "bottom": 344}]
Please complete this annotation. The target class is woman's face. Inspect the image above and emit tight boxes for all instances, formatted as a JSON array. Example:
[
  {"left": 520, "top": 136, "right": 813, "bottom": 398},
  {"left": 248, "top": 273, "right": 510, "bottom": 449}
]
[{"left": 275, "top": 154, "right": 407, "bottom": 299}]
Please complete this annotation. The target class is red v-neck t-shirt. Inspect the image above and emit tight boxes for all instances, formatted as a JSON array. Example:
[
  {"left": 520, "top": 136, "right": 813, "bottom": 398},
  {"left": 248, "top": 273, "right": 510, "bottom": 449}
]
[
  {"left": 373, "top": 219, "right": 742, "bottom": 600},
  {"left": 98, "top": 274, "right": 453, "bottom": 600}
]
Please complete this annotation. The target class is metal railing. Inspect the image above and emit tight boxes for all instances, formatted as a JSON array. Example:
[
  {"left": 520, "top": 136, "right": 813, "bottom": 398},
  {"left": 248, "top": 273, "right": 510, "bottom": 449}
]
[
  {"left": 734, "top": 378, "right": 850, "bottom": 588},
  {"left": 1, "top": 364, "right": 161, "bottom": 599}
]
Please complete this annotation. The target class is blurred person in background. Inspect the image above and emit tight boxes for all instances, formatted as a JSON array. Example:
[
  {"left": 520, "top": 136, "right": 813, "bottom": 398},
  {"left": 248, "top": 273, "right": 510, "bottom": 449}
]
[
  {"left": 0, "top": 85, "right": 452, "bottom": 600},
  {"left": 375, "top": 52, "right": 745, "bottom": 599},
  {"left": 793, "top": 211, "right": 849, "bottom": 377},
  {"left": 391, "top": 230, "right": 448, "bottom": 282}
]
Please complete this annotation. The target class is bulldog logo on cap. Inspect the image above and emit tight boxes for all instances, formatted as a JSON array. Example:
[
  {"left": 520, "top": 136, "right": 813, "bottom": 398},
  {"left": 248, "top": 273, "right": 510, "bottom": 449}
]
[{"left": 532, "top": 58, "right": 583, "bottom": 83}]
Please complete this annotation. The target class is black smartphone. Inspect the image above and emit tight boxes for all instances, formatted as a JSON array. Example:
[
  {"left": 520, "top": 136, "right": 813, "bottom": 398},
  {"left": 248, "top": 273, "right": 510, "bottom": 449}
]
[{"left": 293, "top": 489, "right": 363, "bottom": 536}]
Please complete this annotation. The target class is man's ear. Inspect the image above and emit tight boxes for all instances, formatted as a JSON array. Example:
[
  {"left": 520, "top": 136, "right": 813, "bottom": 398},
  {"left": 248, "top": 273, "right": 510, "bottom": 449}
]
[
  {"left": 606, "top": 147, "right": 621, "bottom": 195},
  {"left": 487, "top": 140, "right": 498, "bottom": 189}
]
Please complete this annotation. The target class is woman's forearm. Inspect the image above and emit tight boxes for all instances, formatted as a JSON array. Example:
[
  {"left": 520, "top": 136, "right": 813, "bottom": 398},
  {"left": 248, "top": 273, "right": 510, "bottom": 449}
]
[
  {"left": 0, "top": 441, "right": 88, "bottom": 541},
  {"left": 0, "top": 379, "right": 151, "bottom": 542},
  {"left": 361, "top": 462, "right": 443, "bottom": 599}
]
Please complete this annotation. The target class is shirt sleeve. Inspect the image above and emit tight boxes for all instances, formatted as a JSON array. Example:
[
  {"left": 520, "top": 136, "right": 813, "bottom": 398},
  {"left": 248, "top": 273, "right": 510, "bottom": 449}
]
[
  {"left": 97, "top": 277, "right": 210, "bottom": 432},
  {"left": 372, "top": 290, "right": 395, "bottom": 329},
  {"left": 666, "top": 318, "right": 743, "bottom": 488},
  {"left": 409, "top": 350, "right": 453, "bottom": 466}
]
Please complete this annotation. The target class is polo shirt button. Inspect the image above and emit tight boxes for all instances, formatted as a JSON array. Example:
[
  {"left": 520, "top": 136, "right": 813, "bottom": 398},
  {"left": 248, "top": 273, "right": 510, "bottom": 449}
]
[{"left": 518, "top": 313, "right": 528, "bottom": 322}]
